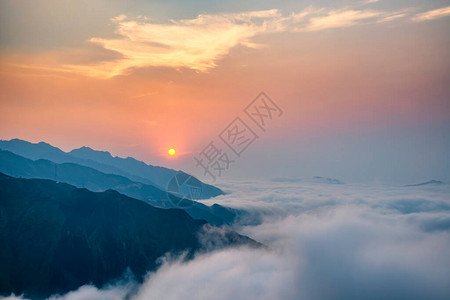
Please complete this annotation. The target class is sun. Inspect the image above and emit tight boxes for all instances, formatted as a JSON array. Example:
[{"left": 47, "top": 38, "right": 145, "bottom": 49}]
[{"left": 168, "top": 148, "right": 176, "bottom": 156}]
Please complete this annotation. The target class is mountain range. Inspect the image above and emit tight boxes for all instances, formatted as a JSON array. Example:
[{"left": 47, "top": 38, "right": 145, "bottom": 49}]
[
  {"left": 0, "top": 149, "right": 245, "bottom": 225},
  {"left": 0, "top": 139, "right": 223, "bottom": 199},
  {"left": 0, "top": 173, "right": 260, "bottom": 298},
  {"left": 404, "top": 180, "right": 444, "bottom": 187}
]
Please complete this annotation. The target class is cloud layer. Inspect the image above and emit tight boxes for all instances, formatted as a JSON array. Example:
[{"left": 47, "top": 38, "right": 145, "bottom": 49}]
[
  {"left": 5, "top": 3, "right": 449, "bottom": 78},
  {"left": 62, "top": 3, "right": 450, "bottom": 78},
  {"left": 412, "top": 6, "right": 450, "bottom": 22},
  {"left": 3, "top": 180, "right": 449, "bottom": 300}
]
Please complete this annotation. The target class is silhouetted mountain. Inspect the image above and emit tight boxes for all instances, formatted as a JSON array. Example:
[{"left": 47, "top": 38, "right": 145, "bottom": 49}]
[
  {"left": 0, "top": 150, "right": 239, "bottom": 226},
  {"left": 272, "top": 177, "right": 302, "bottom": 183},
  {"left": 68, "top": 146, "right": 223, "bottom": 199},
  {"left": 0, "top": 139, "right": 223, "bottom": 199},
  {"left": 313, "top": 176, "right": 344, "bottom": 184},
  {"left": 0, "top": 149, "right": 168, "bottom": 197},
  {"left": 0, "top": 173, "right": 259, "bottom": 298},
  {"left": 0, "top": 139, "right": 155, "bottom": 186},
  {"left": 271, "top": 176, "right": 344, "bottom": 184},
  {"left": 405, "top": 180, "right": 444, "bottom": 187}
]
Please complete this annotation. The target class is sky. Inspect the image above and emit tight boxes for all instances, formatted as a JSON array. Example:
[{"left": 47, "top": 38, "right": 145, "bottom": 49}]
[{"left": 0, "top": 0, "right": 449, "bottom": 183}]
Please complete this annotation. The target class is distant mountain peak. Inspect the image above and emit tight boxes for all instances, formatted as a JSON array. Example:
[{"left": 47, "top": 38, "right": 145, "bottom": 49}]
[
  {"left": 71, "top": 147, "right": 144, "bottom": 164},
  {"left": 77, "top": 146, "right": 93, "bottom": 151},
  {"left": 70, "top": 146, "right": 113, "bottom": 158},
  {"left": 313, "top": 176, "right": 344, "bottom": 184},
  {"left": 4, "top": 138, "right": 52, "bottom": 148},
  {"left": 37, "top": 141, "right": 52, "bottom": 146},
  {"left": 405, "top": 180, "right": 444, "bottom": 187},
  {"left": 1, "top": 138, "right": 224, "bottom": 198},
  {"left": 0, "top": 138, "right": 65, "bottom": 158}
]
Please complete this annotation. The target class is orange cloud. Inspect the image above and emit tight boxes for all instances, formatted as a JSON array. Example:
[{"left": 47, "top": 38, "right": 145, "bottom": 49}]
[
  {"left": 68, "top": 10, "right": 283, "bottom": 78},
  {"left": 376, "top": 13, "right": 407, "bottom": 23},
  {"left": 70, "top": 6, "right": 414, "bottom": 78},
  {"left": 412, "top": 6, "right": 450, "bottom": 22},
  {"left": 3, "top": 4, "right": 426, "bottom": 79},
  {"left": 302, "top": 10, "right": 381, "bottom": 31}
]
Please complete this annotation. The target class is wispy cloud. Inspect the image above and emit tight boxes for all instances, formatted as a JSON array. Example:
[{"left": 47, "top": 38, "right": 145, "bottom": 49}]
[
  {"left": 301, "top": 9, "right": 381, "bottom": 31},
  {"left": 14, "top": 3, "right": 442, "bottom": 78},
  {"left": 412, "top": 6, "right": 450, "bottom": 22},
  {"left": 67, "top": 10, "right": 283, "bottom": 78},
  {"left": 376, "top": 12, "right": 407, "bottom": 23},
  {"left": 68, "top": 6, "right": 411, "bottom": 78}
]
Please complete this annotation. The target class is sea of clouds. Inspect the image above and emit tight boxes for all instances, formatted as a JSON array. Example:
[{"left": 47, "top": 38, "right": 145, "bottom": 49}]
[{"left": 3, "top": 178, "right": 450, "bottom": 300}]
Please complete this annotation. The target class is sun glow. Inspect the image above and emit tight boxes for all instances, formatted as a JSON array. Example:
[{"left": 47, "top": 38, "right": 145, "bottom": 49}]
[{"left": 168, "top": 148, "right": 176, "bottom": 156}]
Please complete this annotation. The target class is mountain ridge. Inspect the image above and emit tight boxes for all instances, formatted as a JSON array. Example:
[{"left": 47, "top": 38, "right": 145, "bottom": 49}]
[
  {"left": 405, "top": 180, "right": 444, "bottom": 187},
  {"left": 0, "top": 149, "right": 242, "bottom": 225},
  {"left": 0, "top": 138, "right": 223, "bottom": 199},
  {"left": 0, "top": 173, "right": 260, "bottom": 298}
]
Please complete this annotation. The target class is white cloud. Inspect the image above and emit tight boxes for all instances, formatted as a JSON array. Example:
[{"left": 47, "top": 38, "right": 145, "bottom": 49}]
[
  {"left": 10, "top": 3, "right": 449, "bottom": 78},
  {"left": 63, "top": 4, "right": 418, "bottom": 78},
  {"left": 133, "top": 248, "right": 295, "bottom": 300},
  {"left": 302, "top": 9, "right": 381, "bottom": 31},
  {"left": 0, "top": 295, "right": 30, "bottom": 300},
  {"left": 6, "top": 180, "right": 449, "bottom": 300},
  {"left": 47, "top": 284, "right": 133, "bottom": 300},
  {"left": 376, "top": 12, "right": 407, "bottom": 23},
  {"left": 135, "top": 183, "right": 450, "bottom": 300},
  {"left": 68, "top": 10, "right": 284, "bottom": 78},
  {"left": 412, "top": 6, "right": 450, "bottom": 22}
]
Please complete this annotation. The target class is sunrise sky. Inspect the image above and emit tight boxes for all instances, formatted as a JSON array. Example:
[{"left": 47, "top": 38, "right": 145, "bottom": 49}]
[{"left": 1, "top": 0, "right": 449, "bottom": 183}]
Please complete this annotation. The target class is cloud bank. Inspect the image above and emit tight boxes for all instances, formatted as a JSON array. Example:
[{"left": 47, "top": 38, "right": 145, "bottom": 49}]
[
  {"left": 65, "top": 2, "right": 450, "bottom": 78},
  {"left": 412, "top": 6, "right": 450, "bottom": 22},
  {"left": 2, "top": 180, "right": 449, "bottom": 300},
  {"left": 7, "top": 3, "right": 450, "bottom": 78}
]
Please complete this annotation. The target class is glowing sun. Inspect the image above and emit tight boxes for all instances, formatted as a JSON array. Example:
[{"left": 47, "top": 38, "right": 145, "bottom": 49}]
[{"left": 168, "top": 148, "right": 176, "bottom": 156}]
